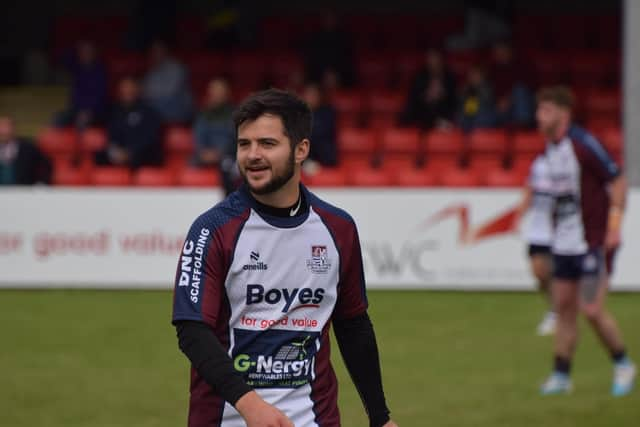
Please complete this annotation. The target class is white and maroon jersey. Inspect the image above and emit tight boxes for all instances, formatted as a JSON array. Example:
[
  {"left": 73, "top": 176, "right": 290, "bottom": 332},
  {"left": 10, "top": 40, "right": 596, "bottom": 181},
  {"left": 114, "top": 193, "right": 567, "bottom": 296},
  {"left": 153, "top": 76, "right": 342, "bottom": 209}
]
[
  {"left": 545, "top": 125, "right": 621, "bottom": 256},
  {"left": 172, "top": 185, "right": 368, "bottom": 427},
  {"left": 524, "top": 154, "right": 554, "bottom": 246}
]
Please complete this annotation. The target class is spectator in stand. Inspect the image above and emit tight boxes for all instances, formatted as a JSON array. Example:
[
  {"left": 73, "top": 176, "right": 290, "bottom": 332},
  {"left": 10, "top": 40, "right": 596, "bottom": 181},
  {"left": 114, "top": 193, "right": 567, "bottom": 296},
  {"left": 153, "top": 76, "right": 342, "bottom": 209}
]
[
  {"left": 489, "top": 40, "right": 534, "bottom": 128},
  {"left": 0, "top": 116, "right": 51, "bottom": 185},
  {"left": 400, "top": 49, "right": 457, "bottom": 129},
  {"left": 54, "top": 41, "right": 108, "bottom": 129},
  {"left": 141, "top": 41, "right": 193, "bottom": 123},
  {"left": 192, "top": 78, "right": 238, "bottom": 194},
  {"left": 95, "top": 77, "right": 163, "bottom": 169},
  {"left": 304, "top": 12, "right": 355, "bottom": 89},
  {"left": 458, "top": 65, "right": 498, "bottom": 132},
  {"left": 302, "top": 83, "right": 338, "bottom": 168}
]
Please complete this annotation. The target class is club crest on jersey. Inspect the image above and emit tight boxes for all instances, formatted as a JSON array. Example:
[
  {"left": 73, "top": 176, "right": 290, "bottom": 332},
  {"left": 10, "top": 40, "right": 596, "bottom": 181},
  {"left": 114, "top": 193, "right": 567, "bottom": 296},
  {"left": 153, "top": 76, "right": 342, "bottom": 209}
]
[{"left": 306, "top": 245, "right": 331, "bottom": 274}]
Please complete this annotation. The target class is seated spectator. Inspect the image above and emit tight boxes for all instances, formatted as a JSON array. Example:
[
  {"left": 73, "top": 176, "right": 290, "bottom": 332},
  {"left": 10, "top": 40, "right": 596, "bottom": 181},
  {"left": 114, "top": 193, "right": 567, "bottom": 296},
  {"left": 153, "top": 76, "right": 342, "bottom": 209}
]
[
  {"left": 141, "top": 41, "right": 193, "bottom": 123},
  {"left": 489, "top": 40, "right": 534, "bottom": 128},
  {"left": 302, "top": 83, "right": 338, "bottom": 168},
  {"left": 54, "top": 40, "right": 108, "bottom": 129},
  {"left": 0, "top": 116, "right": 51, "bottom": 185},
  {"left": 458, "top": 65, "right": 498, "bottom": 132},
  {"left": 400, "top": 49, "right": 457, "bottom": 129},
  {"left": 192, "top": 78, "right": 235, "bottom": 167},
  {"left": 192, "top": 78, "right": 239, "bottom": 194},
  {"left": 95, "top": 77, "right": 162, "bottom": 169},
  {"left": 304, "top": 12, "right": 355, "bottom": 89}
]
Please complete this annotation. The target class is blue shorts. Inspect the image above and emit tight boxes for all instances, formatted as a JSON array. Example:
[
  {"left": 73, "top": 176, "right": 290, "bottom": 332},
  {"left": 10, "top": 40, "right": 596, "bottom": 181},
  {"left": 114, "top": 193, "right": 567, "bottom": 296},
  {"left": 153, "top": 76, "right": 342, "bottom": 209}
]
[
  {"left": 553, "top": 248, "right": 605, "bottom": 281},
  {"left": 528, "top": 244, "right": 552, "bottom": 257}
]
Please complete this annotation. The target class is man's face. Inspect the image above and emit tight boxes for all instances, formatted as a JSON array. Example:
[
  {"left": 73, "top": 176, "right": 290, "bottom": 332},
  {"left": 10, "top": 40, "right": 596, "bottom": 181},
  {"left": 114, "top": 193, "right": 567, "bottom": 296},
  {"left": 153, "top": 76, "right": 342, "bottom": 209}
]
[
  {"left": 206, "top": 80, "right": 230, "bottom": 107},
  {"left": 0, "top": 117, "right": 14, "bottom": 144},
  {"left": 236, "top": 114, "right": 297, "bottom": 195},
  {"left": 536, "top": 101, "right": 567, "bottom": 139},
  {"left": 118, "top": 79, "right": 140, "bottom": 105}
]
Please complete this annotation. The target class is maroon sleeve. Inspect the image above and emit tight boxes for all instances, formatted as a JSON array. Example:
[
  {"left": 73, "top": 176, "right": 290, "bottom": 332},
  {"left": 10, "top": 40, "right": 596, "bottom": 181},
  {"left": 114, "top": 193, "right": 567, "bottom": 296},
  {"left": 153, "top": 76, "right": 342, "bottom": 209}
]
[
  {"left": 571, "top": 133, "right": 621, "bottom": 185},
  {"left": 172, "top": 211, "right": 248, "bottom": 328},
  {"left": 314, "top": 208, "right": 368, "bottom": 320},
  {"left": 334, "top": 221, "right": 368, "bottom": 319}
]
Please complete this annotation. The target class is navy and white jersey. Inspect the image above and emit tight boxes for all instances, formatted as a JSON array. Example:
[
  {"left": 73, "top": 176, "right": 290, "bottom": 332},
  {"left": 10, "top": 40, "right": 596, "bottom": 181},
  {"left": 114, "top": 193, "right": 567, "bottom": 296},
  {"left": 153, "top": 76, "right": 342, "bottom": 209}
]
[
  {"left": 545, "top": 125, "right": 621, "bottom": 256},
  {"left": 524, "top": 154, "right": 554, "bottom": 246},
  {"left": 172, "top": 185, "right": 368, "bottom": 427}
]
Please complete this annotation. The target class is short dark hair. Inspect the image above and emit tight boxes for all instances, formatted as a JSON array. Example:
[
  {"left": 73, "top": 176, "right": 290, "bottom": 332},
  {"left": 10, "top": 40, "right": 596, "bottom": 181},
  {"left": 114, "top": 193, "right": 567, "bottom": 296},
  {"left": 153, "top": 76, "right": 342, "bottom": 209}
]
[
  {"left": 537, "top": 85, "right": 575, "bottom": 111},
  {"left": 233, "top": 88, "right": 312, "bottom": 146}
]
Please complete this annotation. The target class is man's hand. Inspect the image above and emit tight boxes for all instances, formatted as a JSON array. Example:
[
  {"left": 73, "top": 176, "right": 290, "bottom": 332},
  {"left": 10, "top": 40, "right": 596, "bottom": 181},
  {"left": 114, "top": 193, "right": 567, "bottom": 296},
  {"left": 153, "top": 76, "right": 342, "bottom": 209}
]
[
  {"left": 108, "top": 145, "right": 129, "bottom": 165},
  {"left": 382, "top": 421, "right": 399, "bottom": 427},
  {"left": 235, "top": 391, "right": 294, "bottom": 427},
  {"left": 605, "top": 228, "right": 621, "bottom": 250}
]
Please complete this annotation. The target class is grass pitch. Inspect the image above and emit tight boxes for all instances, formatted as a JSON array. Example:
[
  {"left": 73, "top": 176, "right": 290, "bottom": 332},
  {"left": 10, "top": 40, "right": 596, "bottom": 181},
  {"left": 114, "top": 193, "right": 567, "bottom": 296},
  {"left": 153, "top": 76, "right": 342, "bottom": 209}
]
[{"left": 1, "top": 289, "right": 638, "bottom": 427}]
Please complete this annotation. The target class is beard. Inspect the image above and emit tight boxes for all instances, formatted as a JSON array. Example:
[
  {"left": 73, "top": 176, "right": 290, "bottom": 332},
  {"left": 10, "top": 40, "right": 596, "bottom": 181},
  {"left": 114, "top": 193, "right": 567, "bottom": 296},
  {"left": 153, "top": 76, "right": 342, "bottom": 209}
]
[{"left": 240, "top": 148, "right": 296, "bottom": 195}]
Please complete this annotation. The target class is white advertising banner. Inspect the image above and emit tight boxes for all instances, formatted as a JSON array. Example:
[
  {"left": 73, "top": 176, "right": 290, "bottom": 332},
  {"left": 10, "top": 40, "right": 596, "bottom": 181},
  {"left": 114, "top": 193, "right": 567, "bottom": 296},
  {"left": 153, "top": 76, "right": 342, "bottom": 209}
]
[{"left": 1, "top": 188, "right": 638, "bottom": 290}]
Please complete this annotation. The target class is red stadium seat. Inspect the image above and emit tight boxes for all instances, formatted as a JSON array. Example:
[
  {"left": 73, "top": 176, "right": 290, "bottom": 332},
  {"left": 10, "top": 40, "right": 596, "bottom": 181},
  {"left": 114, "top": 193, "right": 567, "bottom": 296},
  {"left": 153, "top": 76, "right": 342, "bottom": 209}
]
[
  {"left": 53, "top": 167, "right": 89, "bottom": 186},
  {"left": 165, "top": 126, "right": 194, "bottom": 171},
  {"left": 178, "top": 168, "right": 221, "bottom": 187},
  {"left": 367, "top": 92, "right": 404, "bottom": 115},
  {"left": 511, "top": 152, "right": 537, "bottom": 177},
  {"left": 393, "top": 168, "right": 438, "bottom": 187},
  {"left": 469, "top": 129, "right": 508, "bottom": 154},
  {"left": 268, "top": 53, "right": 304, "bottom": 87},
  {"left": 331, "top": 91, "right": 364, "bottom": 127},
  {"left": 80, "top": 128, "right": 107, "bottom": 152},
  {"left": 380, "top": 127, "right": 421, "bottom": 167},
  {"left": 426, "top": 156, "right": 462, "bottom": 176},
  {"left": 394, "top": 51, "right": 422, "bottom": 89},
  {"left": 381, "top": 157, "right": 418, "bottom": 171},
  {"left": 484, "top": 169, "right": 526, "bottom": 188},
  {"left": 467, "top": 156, "right": 505, "bottom": 174},
  {"left": 350, "top": 167, "right": 393, "bottom": 187},
  {"left": 440, "top": 168, "right": 481, "bottom": 187},
  {"left": 425, "top": 129, "right": 465, "bottom": 165},
  {"left": 337, "top": 127, "right": 376, "bottom": 153},
  {"left": 307, "top": 168, "right": 348, "bottom": 187},
  {"left": 134, "top": 167, "right": 176, "bottom": 187},
  {"left": 584, "top": 89, "right": 621, "bottom": 123},
  {"left": 229, "top": 52, "right": 267, "bottom": 89},
  {"left": 381, "top": 128, "right": 421, "bottom": 154},
  {"left": 356, "top": 53, "right": 393, "bottom": 88},
  {"left": 512, "top": 131, "right": 545, "bottom": 154},
  {"left": 38, "top": 127, "right": 77, "bottom": 168},
  {"left": 91, "top": 167, "right": 132, "bottom": 186}
]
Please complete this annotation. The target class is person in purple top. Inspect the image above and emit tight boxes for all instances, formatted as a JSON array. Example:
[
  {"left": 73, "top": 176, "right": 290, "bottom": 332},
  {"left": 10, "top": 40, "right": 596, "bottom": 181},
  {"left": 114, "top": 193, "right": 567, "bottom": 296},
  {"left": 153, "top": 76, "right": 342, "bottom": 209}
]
[{"left": 54, "top": 40, "right": 108, "bottom": 129}]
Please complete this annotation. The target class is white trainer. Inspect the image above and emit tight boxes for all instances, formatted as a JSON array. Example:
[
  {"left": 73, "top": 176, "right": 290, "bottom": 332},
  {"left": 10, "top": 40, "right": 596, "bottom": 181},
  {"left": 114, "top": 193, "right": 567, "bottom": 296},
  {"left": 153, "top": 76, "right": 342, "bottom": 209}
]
[
  {"left": 612, "top": 361, "right": 636, "bottom": 397},
  {"left": 540, "top": 372, "right": 572, "bottom": 395},
  {"left": 536, "top": 311, "right": 557, "bottom": 336}
]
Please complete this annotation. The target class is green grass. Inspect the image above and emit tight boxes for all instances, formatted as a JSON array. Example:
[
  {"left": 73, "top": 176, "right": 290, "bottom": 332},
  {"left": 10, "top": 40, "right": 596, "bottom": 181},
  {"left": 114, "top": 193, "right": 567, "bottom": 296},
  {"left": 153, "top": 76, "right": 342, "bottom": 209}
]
[{"left": 1, "top": 290, "right": 638, "bottom": 427}]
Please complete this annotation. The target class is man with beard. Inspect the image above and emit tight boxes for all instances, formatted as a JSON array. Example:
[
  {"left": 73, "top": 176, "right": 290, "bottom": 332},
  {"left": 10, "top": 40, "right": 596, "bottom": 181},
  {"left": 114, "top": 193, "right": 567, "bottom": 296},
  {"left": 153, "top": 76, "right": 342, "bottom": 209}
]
[
  {"left": 172, "top": 89, "right": 398, "bottom": 427},
  {"left": 535, "top": 86, "right": 635, "bottom": 396}
]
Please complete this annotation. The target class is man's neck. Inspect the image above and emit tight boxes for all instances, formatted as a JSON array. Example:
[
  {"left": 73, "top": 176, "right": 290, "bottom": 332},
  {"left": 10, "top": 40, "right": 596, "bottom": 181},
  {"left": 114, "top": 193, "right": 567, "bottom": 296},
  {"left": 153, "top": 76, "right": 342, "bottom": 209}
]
[
  {"left": 251, "top": 178, "right": 300, "bottom": 209},
  {"left": 551, "top": 122, "right": 570, "bottom": 143}
]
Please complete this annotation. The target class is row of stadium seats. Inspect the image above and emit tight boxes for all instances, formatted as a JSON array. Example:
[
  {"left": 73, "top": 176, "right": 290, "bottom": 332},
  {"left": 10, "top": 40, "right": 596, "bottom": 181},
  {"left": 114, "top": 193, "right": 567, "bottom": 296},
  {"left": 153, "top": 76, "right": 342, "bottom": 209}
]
[
  {"left": 38, "top": 125, "right": 623, "bottom": 169},
  {"left": 53, "top": 164, "right": 530, "bottom": 188},
  {"left": 42, "top": 125, "right": 623, "bottom": 188},
  {"left": 101, "top": 49, "right": 621, "bottom": 96},
  {"left": 52, "top": 13, "right": 620, "bottom": 56}
]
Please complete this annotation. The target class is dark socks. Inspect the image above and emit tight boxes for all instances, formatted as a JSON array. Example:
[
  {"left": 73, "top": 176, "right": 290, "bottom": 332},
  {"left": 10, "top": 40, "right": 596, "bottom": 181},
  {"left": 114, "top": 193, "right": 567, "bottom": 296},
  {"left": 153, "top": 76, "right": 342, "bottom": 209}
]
[
  {"left": 554, "top": 355, "right": 571, "bottom": 375},
  {"left": 611, "top": 349, "right": 627, "bottom": 364}
]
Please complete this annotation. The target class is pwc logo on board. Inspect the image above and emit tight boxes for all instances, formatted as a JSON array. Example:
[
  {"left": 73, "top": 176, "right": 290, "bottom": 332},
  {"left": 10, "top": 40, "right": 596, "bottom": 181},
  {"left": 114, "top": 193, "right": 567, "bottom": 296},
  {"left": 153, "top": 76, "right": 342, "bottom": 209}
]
[{"left": 420, "top": 204, "right": 520, "bottom": 245}]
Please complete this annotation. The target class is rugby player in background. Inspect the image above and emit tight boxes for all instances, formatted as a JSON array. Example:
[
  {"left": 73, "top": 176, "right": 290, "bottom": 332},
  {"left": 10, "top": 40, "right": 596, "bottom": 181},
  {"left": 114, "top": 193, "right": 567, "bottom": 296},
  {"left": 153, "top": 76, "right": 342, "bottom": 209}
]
[
  {"left": 517, "top": 153, "right": 556, "bottom": 336},
  {"left": 535, "top": 86, "right": 636, "bottom": 396},
  {"left": 172, "top": 89, "right": 398, "bottom": 427}
]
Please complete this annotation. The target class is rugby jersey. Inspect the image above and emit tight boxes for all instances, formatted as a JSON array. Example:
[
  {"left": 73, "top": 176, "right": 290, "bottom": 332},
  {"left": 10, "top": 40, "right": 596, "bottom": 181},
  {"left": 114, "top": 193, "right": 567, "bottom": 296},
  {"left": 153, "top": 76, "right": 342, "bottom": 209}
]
[
  {"left": 172, "top": 184, "right": 368, "bottom": 427},
  {"left": 545, "top": 125, "right": 621, "bottom": 256}
]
